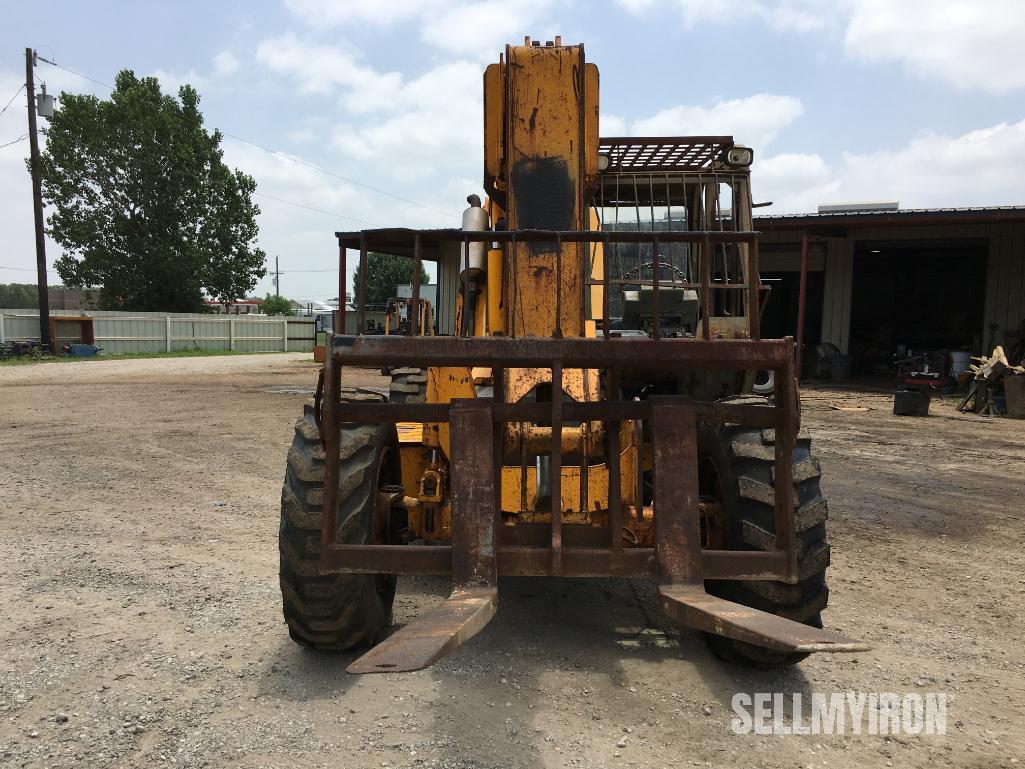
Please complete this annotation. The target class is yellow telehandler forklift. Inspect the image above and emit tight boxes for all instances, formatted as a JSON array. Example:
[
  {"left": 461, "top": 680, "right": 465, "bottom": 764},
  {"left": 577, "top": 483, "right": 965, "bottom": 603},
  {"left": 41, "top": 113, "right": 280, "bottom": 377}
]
[{"left": 278, "top": 37, "right": 867, "bottom": 673}]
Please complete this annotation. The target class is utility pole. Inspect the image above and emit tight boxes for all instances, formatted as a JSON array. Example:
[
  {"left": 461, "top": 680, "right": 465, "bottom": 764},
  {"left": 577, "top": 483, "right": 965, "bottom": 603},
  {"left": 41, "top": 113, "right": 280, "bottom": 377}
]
[
  {"left": 274, "top": 256, "right": 281, "bottom": 297},
  {"left": 25, "top": 48, "right": 51, "bottom": 352}
]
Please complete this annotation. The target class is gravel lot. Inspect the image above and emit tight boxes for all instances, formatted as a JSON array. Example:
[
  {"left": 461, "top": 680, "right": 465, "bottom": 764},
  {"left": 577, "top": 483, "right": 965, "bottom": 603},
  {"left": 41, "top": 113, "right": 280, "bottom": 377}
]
[{"left": 1, "top": 353, "right": 1023, "bottom": 768}]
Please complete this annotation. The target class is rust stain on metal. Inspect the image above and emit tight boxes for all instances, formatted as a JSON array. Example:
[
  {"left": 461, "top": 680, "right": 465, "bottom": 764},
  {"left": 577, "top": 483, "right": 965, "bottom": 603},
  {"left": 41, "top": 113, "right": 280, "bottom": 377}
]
[
  {"left": 346, "top": 587, "right": 498, "bottom": 674},
  {"left": 659, "top": 585, "right": 869, "bottom": 654}
]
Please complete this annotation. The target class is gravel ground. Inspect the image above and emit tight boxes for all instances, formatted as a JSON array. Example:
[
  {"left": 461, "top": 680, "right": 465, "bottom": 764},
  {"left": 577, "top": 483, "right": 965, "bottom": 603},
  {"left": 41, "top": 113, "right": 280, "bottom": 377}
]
[{"left": 1, "top": 353, "right": 1023, "bottom": 768}]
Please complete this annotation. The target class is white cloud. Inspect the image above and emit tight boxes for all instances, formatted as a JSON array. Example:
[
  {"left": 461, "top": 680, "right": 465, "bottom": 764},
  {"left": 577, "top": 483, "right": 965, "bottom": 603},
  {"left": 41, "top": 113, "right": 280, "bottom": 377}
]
[
  {"left": 753, "top": 152, "right": 838, "bottom": 212},
  {"left": 844, "top": 0, "right": 1025, "bottom": 94},
  {"left": 253, "top": 35, "right": 483, "bottom": 181},
  {"left": 287, "top": 126, "right": 318, "bottom": 143},
  {"left": 283, "top": 0, "right": 425, "bottom": 26},
  {"left": 836, "top": 119, "right": 1025, "bottom": 206},
  {"left": 282, "top": 0, "right": 562, "bottom": 57},
  {"left": 615, "top": 0, "right": 658, "bottom": 11},
  {"left": 152, "top": 51, "right": 243, "bottom": 95},
  {"left": 622, "top": 93, "right": 804, "bottom": 148},
  {"left": 617, "top": 0, "right": 1025, "bottom": 92},
  {"left": 256, "top": 34, "right": 403, "bottom": 112},
  {"left": 754, "top": 118, "right": 1025, "bottom": 213},
  {"left": 212, "top": 51, "right": 240, "bottom": 78},
  {"left": 220, "top": 135, "right": 452, "bottom": 298},
  {"left": 615, "top": 0, "right": 831, "bottom": 33},
  {"left": 152, "top": 67, "right": 208, "bottom": 94},
  {"left": 601, "top": 113, "right": 628, "bottom": 136},
  {"left": 419, "top": 0, "right": 561, "bottom": 57},
  {"left": 330, "top": 60, "right": 483, "bottom": 181}
]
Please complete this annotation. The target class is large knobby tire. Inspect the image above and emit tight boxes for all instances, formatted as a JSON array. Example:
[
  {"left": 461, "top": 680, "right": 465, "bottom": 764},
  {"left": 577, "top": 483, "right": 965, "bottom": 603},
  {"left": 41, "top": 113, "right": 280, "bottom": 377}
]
[
  {"left": 279, "top": 391, "right": 400, "bottom": 651},
  {"left": 698, "top": 395, "right": 830, "bottom": 668},
  {"left": 388, "top": 367, "right": 427, "bottom": 404}
]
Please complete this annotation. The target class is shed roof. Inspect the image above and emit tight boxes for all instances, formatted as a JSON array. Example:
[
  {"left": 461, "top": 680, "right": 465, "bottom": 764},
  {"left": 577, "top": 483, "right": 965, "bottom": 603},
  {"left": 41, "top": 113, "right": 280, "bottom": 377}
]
[{"left": 755, "top": 205, "right": 1025, "bottom": 232}]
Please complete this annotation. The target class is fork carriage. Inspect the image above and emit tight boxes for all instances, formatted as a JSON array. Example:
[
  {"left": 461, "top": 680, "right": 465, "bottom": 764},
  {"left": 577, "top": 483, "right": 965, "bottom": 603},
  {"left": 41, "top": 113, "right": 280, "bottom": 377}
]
[{"left": 295, "top": 226, "right": 867, "bottom": 674}]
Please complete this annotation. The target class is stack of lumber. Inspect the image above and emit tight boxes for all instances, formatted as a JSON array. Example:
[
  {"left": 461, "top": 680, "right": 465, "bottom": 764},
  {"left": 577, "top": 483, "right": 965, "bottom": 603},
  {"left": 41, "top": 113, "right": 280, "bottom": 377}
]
[
  {"left": 970, "top": 346, "right": 1025, "bottom": 380},
  {"left": 958, "top": 346, "right": 1025, "bottom": 414}
]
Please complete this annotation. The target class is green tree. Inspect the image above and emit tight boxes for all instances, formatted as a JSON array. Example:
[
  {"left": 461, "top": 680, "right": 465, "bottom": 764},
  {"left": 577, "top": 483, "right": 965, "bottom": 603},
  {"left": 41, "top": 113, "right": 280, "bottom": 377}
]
[
  {"left": 38, "top": 70, "right": 266, "bottom": 312},
  {"left": 352, "top": 252, "right": 431, "bottom": 308},
  {"left": 0, "top": 283, "right": 40, "bottom": 308},
  {"left": 262, "top": 293, "right": 294, "bottom": 316}
]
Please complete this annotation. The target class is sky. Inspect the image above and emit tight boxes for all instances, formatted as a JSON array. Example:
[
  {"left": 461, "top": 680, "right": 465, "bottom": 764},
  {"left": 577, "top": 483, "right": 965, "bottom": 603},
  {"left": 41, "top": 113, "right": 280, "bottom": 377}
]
[{"left": 1, "top": 0, "right": 1024, "bottom": 302}]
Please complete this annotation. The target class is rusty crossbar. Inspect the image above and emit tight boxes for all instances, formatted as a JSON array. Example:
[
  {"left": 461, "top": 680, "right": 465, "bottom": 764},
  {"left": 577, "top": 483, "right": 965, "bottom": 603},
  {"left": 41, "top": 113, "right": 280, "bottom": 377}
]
[
  {"left": 335, "top": 228, "right": 760, "bottom": 342},
  {"left": 331, "top": 335, "right": 786, "bottom": 368},
  {"left": 319, "top": 333, "right": 799, "bottom": 585},
  {"left": 336, "top": 228, "right": 757, "bottom": 246}
]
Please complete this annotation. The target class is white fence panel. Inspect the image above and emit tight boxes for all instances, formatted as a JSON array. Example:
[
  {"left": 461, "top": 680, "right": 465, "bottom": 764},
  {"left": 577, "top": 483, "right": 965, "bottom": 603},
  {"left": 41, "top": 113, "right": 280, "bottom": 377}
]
[{"left": 1, "top": 308, "right": 315, "bottom": 355}]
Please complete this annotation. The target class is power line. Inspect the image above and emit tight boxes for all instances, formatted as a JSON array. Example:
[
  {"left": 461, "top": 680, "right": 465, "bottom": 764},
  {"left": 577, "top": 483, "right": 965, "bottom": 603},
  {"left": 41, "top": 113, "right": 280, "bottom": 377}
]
[
  {"left": 224, "top": 132, "right": 457, "bottom": 218},
  {"left": 0, "top": 83, "right": 25, "bottom": 117},
  {"left": 36, "top": 56, "right": 113, "bottom": 89},
  {"left": 0, "top": 134, "right": 28, "bottom": 150},
  {"left": 253, "top": 191, "right": 378, "bottom": 227},
  {"left": 0, "top": 265, "right": 42, "bottom": 271}
]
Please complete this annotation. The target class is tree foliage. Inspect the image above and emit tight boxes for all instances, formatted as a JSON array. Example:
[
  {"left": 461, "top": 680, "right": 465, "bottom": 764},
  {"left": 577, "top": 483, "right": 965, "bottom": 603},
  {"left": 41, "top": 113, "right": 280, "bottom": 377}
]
[
  {"left": 262, "top": 293, "right": 294, "bottom": 316},
  {"left": 39, "top": 71, "right": 266, "bottom": 312},
  {"left": 352, "top": 252, "right": 431, "bottom": 308},
  {"left": 0, "top": 283, "right": 41, "bottom": 309},
  {"left": 0, "top": 283, "right": 96, "bottom": 309}
]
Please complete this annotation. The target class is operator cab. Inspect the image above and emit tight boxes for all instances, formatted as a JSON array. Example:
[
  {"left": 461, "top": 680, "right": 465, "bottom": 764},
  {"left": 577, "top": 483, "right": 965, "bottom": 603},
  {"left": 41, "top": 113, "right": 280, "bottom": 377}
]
[{"left": 594, "top": 137, "right": 755, "bottom": 338}]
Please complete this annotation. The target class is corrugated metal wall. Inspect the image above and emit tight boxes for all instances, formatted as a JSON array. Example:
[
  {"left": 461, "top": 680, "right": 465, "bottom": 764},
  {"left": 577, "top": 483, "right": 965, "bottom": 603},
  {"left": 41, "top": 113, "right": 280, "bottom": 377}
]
[
  {"left": 820, "top": 237, "right": 854, "bottom": 352},
  {"left": 436, "top": 242, "right": 461, "bottom": 336},
  {"left": 760, "top": 222, "right": 1025, "bottom": 354},
  {"left": 982, "top": 223, "right": 1025, "bottom": 348},
  {"left": 0, "top": 308, "right": 316, "bottom": 354},
  {"left": 757, "top": 238, "right": 827, "bottom": 272}
]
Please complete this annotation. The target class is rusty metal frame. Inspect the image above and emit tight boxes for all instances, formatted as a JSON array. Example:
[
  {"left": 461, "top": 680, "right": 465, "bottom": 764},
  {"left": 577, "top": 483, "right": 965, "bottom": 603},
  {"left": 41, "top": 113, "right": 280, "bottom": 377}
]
[
  {"left": 321, "top": 342, "right": 825, "bottom": 668},
  {"left": 336, "top": 227, "right": 760, "bottom": 342},
  {"left": 325, "top": 226, "right": 792, "bottom": 585},
  {"left": 598, "top": 136, "right": 734, "bottom": 172},
  {"left": 319, "top": 335, "right": 800, "bottom": 586},
  {"left": 318, "top": 225, "right": 866, "bottom": 669}
]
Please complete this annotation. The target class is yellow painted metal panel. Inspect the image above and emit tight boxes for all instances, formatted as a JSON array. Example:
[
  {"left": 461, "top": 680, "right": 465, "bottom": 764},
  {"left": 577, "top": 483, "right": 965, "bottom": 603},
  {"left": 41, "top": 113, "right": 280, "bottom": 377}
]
[
  {"left": 503, "top": 43, "right": 590, "bottom": 339},
  {"left": 486, "top": 247, "right": 505, "bottom": 336},
  {"left": 483, "top": 62, "right": 504, "bottom": 200}
]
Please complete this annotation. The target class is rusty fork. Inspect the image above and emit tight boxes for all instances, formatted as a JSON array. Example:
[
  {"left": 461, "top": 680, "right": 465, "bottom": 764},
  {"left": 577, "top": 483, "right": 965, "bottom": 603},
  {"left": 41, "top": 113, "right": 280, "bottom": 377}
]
[
  {"left": 347, "top": 400, "right": 499, "bottom": 674},
  {"left": 650, "top": 396, "right": 866, "bottom": 654}
]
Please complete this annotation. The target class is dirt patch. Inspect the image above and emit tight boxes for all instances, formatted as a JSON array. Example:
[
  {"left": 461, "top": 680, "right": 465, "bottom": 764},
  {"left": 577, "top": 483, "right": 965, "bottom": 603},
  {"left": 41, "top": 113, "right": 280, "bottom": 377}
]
[{"left": 1, "top": 355, "right": 1022, "bottom": 768}]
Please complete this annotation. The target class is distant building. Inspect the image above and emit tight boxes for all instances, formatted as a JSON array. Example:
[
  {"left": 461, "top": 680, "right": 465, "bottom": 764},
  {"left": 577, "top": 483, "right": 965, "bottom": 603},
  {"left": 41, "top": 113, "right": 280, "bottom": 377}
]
[
  {"left": 47, "top": 288, "right": 96, "bottom": 310},
  {"left": 755, "top": 204, "right": 1025, "bottom": 372},
  {"left": 204, "top": 299, "right": 264, "bottom": 314},
  {"left": 395, "top": 283, "right": 438, "bottom": 306},
  {"left": 291, "top": 299, "right": 336, "bottom": 313},
  {"left": 292, "top": 299, "right": 338, "bottom": 334}
]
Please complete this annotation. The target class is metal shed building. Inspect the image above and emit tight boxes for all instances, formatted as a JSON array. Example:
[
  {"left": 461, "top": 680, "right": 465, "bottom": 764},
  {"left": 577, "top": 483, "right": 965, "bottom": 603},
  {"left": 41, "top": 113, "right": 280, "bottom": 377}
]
[{"left": 753, "top": 205, "right": 1025, "bottom": 373}]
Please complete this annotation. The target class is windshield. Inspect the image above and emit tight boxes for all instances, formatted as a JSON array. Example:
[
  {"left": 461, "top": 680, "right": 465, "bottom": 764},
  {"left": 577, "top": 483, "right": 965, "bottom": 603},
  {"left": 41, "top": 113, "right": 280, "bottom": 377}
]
[{"left": 593, "top": 172, "right": 752, "bottom": 320}]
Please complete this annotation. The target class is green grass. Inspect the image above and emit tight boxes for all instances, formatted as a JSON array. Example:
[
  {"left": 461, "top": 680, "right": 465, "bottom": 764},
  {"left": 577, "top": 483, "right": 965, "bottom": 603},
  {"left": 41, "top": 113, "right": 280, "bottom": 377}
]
[{"left": 0, "top": 348, "right": 299, "bottom": 366}]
